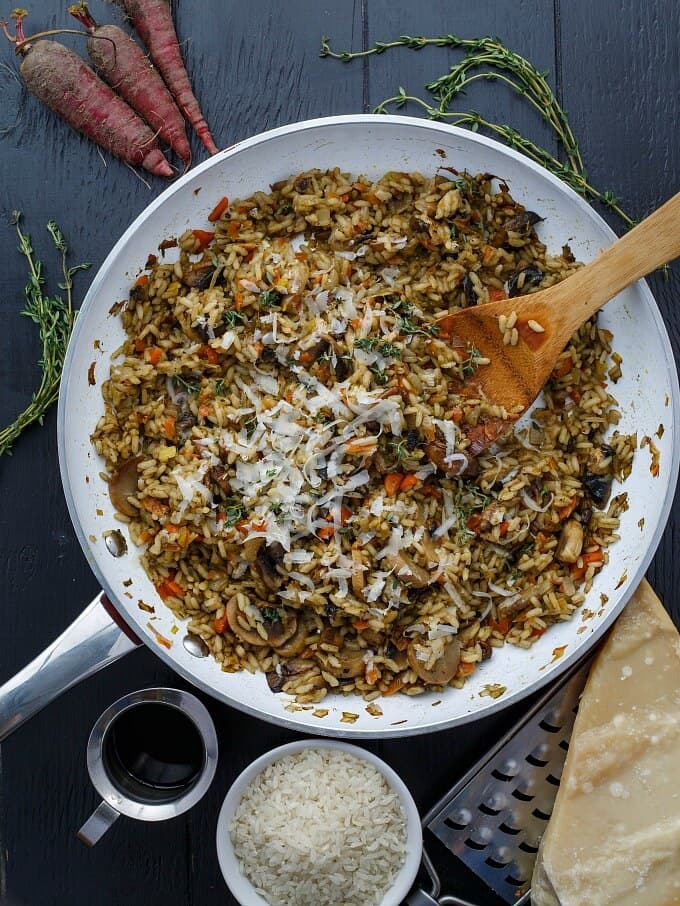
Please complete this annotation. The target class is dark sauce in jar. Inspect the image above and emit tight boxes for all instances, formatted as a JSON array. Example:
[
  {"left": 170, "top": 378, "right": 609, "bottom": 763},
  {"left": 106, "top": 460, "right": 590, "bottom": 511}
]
[{"left": 104, "top": 703, "right": 204, "bottom": 800}]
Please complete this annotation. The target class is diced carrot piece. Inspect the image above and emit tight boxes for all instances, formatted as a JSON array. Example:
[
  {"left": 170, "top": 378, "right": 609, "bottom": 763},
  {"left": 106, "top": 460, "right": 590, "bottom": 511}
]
[
  {"left": 557, "top": 496, "right": 578, "bottom": 520},
  {"left": 582, "top": 549, "right": 604, "bottom": 565},
  {"left": 163, "top": 415, "right": 176, "bottom": 440},
  {"left": 353, "top": 619, "right": 369, "bottom": 630},
  {"left": 340, "top": 506, "right": 352, "bottom": 525},
  {"left": 145, "top": 346, "right": 163, "bottom": 366},
  {"left": 192, "top": 229, "right": 215, "bottom": 251},
  {"left": 134, "top": 273, "right": 149, "bottom": 288},
  {"left": 498, "top": 520, "right": 509, "bottom": 537},
  {"left": 458, "top": 661, "right": 476, "bottom": 676},
  {"left": 400, "top": 474, "right": 420, "bottom": 492},
  {"left": 383, "top": 677, "right": 404, "bottom": 696},
  {"left": 208, "top": 197, "right": 229, "bottom": 222},
  {"left": 212, "top": 611, "right": 229, "bottom": 634},
  {"left": 165, "top": 523, "right": 180, "bottom": 534},
  {"left": 384, "top": 473, "right": 405, "bottom": 496},
  {"left": 420, "top": 484, "right": 442, "bottom": 500},
  {"left": 569, "top": 389, "right": 581, "bottom": 403},
  {"left": 134, "top": 337, "right": 146, "bottom": 353},
  {"left": 488, "top": 286, "right": 507, "bottom": 302},
  {"left": 450, "top": 405, "right": 464, "bottom": 424},
  {"left": 489, "top": 616, "right": 511, "bottom": 635},
  {"left": 156, "top": 577, "right": 185, "bottom": 600},
  {"left": 466, "top": 513, "right": 483, "bottom": 534},
  {"left": 317, "top": 525, "right": 335, "bottom": 540},
  {"left": 227, "top": 221, "right": 241, "bottom": 240},
  {"left": 234, "top": 291, "right": 244, "bottom": 309},
  {"left": 198, "top": 344, "right": 221, "bottom": 365},
  {"left": 552, "top": 353, "right": 573, "bottom": 379},
  {"left": 365, "top": 665, "right": 380, "bottom": 685}
]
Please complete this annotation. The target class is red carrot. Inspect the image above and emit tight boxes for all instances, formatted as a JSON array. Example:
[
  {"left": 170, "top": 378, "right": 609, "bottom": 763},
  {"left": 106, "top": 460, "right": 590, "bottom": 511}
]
[
  {"left": 4, "top": 10, "right": 172, "bottom": 177},
  {"left": 117, "top": 0, "right": 218, "bottom": 154},
  {"left": 69, "top": 2, "right": 190, "bottom": 163}
]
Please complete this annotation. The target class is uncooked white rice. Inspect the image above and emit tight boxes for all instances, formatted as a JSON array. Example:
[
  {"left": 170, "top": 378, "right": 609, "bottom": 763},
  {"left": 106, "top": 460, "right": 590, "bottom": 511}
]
[{"left": 229, "top": 748, "right": 408, "bottom": 905}]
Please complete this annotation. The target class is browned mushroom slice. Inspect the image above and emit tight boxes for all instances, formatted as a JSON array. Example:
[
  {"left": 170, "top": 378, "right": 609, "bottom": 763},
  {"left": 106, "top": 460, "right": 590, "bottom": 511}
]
[
  {"left": 385, "top": 551, "right": 431, "bottom": 588},
  {"left": 326, "top": 647, "right": 366, "bottom": 679},
  {"left": 242, "top": 537, "right": 264, "bottom": 563},
  {"left": 225, "top": 596, "right": 296, "bottom": 649},
  {"left": 182, "top": 260, "right": 216, "bottom": 289},
  {"left": 108, "top": 456, "right": 142, "bottom": 517},
  {"left": 226, "top": 594, "right": 268, "bottom": 647},
  {"left": 265, "top": 657, "right": 317, "bottom": 693},
  {"left": 273, "top": 619, "right": 308, "bottom": 658},
  {"left": 252, "top": 542, "right": 286, "bottom": 594},
  {"left": 407, "top": 638, "right": 461, "bottom": 685}
]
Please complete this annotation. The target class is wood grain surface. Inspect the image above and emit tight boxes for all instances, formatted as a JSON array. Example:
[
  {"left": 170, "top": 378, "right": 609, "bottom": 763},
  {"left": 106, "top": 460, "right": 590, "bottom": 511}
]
[{"left": 0, "top": 2, "right": 677, "bottom": 904}]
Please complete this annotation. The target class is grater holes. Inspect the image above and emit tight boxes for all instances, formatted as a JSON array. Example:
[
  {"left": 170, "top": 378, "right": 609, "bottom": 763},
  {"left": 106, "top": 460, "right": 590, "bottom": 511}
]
[
  {"left": 519, "top": 840, "right": 540, "bottom": 854},
  {"left": 486, "top": 846, "right": 512, "bottom": 868},
  {"left": 526, "top": 742, "right": 550, "bottom": 766},
  {"left": 559, "top": 738, "right": 570, "bottom": 751},
  {"left": 499, "top": 821, "right": 522, "bottom": 836},
  {"left": 532, "top": 806, "right": 552, "bottom": 821},
  {"left": 443, "top": 807, "right": 471, "bottom": 830},
  {"left": 464, "top": 837, "right": 488, "bottom": 851},
  {"left": 511, "top": 788, "right": 534, "bottom": 802},
  {"left": 491, "top": 758, "right": 518, "bottom": 781},
  {"left": 479, "top": 802, "right": 502, "bottom": 816},
  {"left": 546, "top": 772, "right": 561, "bottom": 786},
  {"left": 538, "top": 717, "right": 561, "bottom": 733},
  {"left": 504, "top": 873, "right": 529, "bottom": 887}
]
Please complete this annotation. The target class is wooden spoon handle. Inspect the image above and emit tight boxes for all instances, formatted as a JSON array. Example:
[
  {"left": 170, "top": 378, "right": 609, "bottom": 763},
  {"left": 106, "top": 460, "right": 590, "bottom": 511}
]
[{"left": 546, "top": 190, "right": 680, "bottom": 331}]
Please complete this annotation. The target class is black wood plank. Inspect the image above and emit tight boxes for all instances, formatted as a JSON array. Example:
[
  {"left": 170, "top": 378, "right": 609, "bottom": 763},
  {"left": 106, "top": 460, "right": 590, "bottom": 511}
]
[
  {"left": 557, "top": 0, "right": 680, "bottom": 627},
  {"left": 0, "top": 1, "right": 678, "bottom": 905},
  {"left": 0, "top": 0, "right": 363, "bottom": 904}
]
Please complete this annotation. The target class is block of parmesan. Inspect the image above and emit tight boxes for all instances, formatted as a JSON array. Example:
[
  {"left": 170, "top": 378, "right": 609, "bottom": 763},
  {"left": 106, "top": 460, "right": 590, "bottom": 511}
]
[{"left": 531, "top": 580, "right": 680, "bottom": 905}]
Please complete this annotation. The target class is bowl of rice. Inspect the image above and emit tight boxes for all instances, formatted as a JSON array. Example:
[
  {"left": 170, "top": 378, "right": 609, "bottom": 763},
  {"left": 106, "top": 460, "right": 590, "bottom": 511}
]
[{"left": 215, "top": 739, "right": 422, "bottom": 906}]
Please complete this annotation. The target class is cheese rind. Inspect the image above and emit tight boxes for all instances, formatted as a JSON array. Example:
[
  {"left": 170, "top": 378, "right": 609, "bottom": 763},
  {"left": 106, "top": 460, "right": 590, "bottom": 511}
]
[{"left": 531, "top": 580, "right": 680, "bottom": 906}]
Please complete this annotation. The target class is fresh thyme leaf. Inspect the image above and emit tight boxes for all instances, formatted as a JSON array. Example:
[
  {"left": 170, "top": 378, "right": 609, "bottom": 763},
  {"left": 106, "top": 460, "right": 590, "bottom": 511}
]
[
  {"left": 379, "top": 342, "right": 401, "bottom": 359},
  {"left": 0, "top": 214, "right": 89, "bottom": 457},
  {"left": 320, "top": 34, "right": 637, "bottom": 229},
  {"left": 174, "top": 375, "right": 200, "bottom": 395},
  {"left": 224, "top": 501, "right": 247, "bottom": 527},
  {"left": 354, "top": 337, "right": 377, "bottom": 351},
  {"left": 370, "top": 365, "right": 389, "bottom": 385},
  {"left": 259, "top": 289, "right": 283, "bottom": 308},
  {"left": 461, "top": 343, "right": 483, "bottom": 377},
  {"left": 261, "top": 607, "right": 281, "bottom": 622},
  {"left": 214, "top": 378, "right": 226, "bottom": 395},
  {"left": 223, "top": 309, "right": 245, "bottom": 328}
]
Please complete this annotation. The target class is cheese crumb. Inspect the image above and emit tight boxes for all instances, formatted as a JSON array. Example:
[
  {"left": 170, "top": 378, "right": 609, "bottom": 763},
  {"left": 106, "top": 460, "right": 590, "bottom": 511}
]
[{"left": 609, "top": 782, "right": 630, "bottom": 799}]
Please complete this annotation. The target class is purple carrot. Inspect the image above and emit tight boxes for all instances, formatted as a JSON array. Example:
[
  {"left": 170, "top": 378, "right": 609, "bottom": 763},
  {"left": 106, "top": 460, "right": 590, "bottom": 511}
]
[
  {"left": 118, "top": 0, "right": 219, "bottom": 155},
  {"left": 4, "top": 10, "right": 173, "bottom": 177},
  {"left": 69, "top": 2, "right": 190, "bottom": 163}
]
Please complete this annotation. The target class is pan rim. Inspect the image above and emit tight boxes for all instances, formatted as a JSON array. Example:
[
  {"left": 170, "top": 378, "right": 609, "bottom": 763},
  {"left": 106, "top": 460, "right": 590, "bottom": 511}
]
[{"left": 57, "top": 113, "right": 680, "bottom": 737}]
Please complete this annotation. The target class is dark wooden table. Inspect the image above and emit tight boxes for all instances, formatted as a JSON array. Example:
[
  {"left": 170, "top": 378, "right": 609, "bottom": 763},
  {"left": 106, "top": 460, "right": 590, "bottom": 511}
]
[{"left": 0, "top": 2, "right": 678, "bottom": 904}]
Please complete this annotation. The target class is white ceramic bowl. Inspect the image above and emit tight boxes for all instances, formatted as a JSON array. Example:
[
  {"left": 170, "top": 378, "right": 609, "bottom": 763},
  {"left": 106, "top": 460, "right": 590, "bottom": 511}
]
[{"left": 215, "top": 739, "right": 423, "bottom": 906}]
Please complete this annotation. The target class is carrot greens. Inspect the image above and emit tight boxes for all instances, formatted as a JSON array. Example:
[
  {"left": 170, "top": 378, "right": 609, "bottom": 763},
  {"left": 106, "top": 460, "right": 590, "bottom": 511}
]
[{"left": 0, "top": 213, "right": 89, "bottom": 456}]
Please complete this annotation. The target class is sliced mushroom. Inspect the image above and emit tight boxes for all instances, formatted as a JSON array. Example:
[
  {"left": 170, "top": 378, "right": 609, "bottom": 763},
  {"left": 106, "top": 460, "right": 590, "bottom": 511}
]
[
  {"left": 424, "top": 435, "right": 468, "bottom": 478},
  {"left": 385, "top": 551, "right": 431, "bottom": 588},
  {"left": 252, "top": 542, "right": 286, "bottom": 594},
  {"left": 274, "top": 619, "right": 309, "bottom": 658},
  {"left": 265, "top": 658, "right": 322, "bottom": 694},
  {"left": 210, "top": 465, "right": 231, "bottom": 495},
  {"left": 108, "top": 456, "right": 142, "bottom": 517},
  {"left": 182, "top": 261, "right": 216, "bottom": 289},
  {"left": 407, "top": 638, "right": 461, "bottom": 685},
  {"left": 242, "top": 537, "right": 264, "bottom": 563},
  {"left": 225, "top": 595, "right": 297, "bottom": 648},
  {"left": 556, "top": 519, "right": 584, "bottom": 564},
  {"left": 326, "top": 647, "right": 366, "bottom": 679}
]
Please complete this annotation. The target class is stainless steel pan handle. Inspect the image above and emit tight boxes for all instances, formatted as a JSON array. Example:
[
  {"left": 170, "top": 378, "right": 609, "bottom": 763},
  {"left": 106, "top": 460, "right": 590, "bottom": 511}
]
[{"left": 0, "top": 592, "right": 141, "bottom": 742}]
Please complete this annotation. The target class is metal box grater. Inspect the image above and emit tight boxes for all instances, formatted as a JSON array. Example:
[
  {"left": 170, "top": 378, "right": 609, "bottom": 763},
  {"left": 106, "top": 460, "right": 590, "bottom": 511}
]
[{"left": 408, "top": 655, "right": 593, "bottom": 905}]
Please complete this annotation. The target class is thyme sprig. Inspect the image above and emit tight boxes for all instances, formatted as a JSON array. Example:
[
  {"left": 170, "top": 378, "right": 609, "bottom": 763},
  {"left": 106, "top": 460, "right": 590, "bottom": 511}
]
[
  {"left": 320, "top": 33, "right": 636, "bottom": 229},
  {"left": 0, "top": 214, "right": 89, "bottom": 456}
]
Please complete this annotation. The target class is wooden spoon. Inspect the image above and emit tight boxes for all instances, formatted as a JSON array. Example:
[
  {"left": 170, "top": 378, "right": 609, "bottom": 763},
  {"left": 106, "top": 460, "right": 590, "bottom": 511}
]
[{"left": 435, "top": 191, "right": 680, "bottom": 451}]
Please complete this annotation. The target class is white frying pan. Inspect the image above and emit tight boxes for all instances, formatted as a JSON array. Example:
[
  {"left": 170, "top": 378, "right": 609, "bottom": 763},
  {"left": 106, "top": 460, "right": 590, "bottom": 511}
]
[{"left": 1, "top": 115, "right": 677, "bottom": 740}]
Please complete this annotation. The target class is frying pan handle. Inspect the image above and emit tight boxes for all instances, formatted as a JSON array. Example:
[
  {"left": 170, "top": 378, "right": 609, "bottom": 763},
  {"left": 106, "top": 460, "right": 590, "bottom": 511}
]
[{"left": 0, "top": 592, "right": 141, "bottom": 743}]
